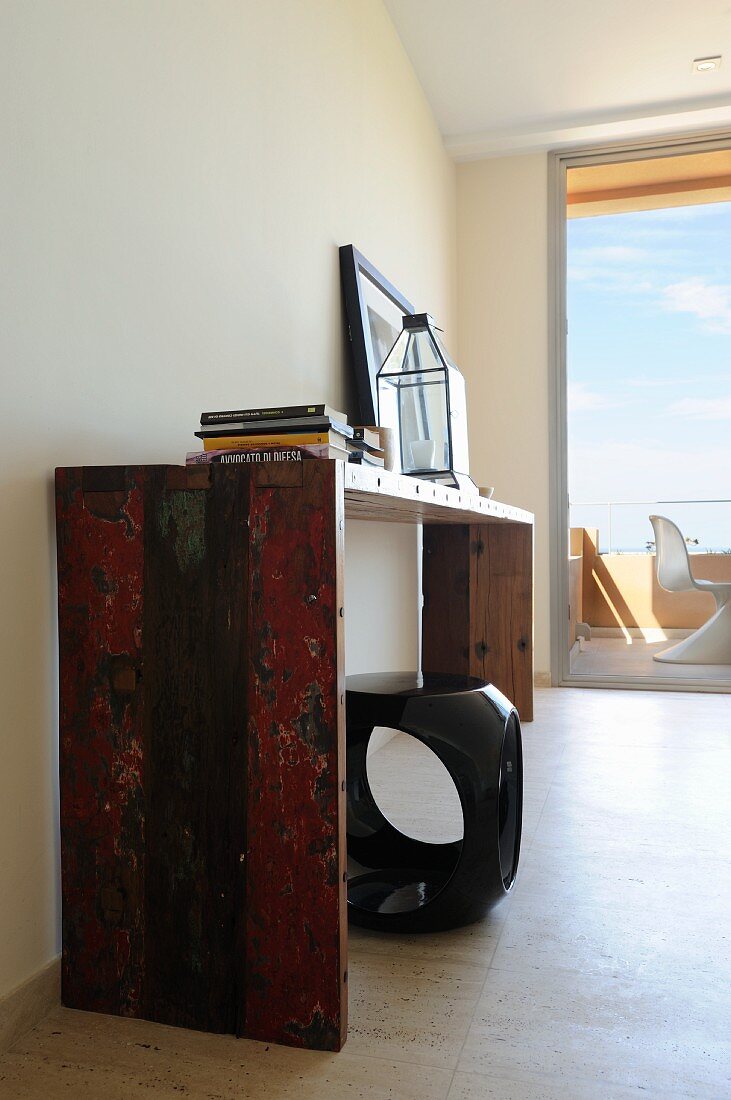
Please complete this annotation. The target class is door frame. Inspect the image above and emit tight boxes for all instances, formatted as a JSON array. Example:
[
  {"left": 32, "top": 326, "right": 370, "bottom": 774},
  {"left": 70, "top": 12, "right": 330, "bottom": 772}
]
[{"left": 548, "top": 129, "right": 731, "bottom": 690}]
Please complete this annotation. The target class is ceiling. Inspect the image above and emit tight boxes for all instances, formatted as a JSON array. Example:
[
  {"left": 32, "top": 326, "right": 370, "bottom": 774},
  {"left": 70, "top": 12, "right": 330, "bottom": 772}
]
[{"left": 382, "top": 0, "right": 731, "bottom": 159}]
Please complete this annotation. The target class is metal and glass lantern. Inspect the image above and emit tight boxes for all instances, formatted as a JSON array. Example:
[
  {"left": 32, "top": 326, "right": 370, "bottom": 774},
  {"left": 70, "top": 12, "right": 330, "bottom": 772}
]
[{"left": 377, "top": 313, "right": 475, "bottom": 492}]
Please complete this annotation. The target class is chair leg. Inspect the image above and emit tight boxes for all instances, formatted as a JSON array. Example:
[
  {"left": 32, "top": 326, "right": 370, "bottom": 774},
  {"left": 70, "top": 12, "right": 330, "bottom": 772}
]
[{"left": 653, "top": 599, "right": 731, "bottom": 664}]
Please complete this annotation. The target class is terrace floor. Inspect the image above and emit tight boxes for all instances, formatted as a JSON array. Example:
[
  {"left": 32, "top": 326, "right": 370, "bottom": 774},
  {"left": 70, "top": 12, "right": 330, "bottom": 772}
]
[{"left": 570, "top": 632, "right": 731, "bottom": 683}]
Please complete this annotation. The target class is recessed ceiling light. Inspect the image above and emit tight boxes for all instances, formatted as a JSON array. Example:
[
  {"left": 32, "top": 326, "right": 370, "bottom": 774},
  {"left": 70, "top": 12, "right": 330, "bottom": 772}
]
[{"left": 693, "top": 56, "right": 722, "bottom": 73}]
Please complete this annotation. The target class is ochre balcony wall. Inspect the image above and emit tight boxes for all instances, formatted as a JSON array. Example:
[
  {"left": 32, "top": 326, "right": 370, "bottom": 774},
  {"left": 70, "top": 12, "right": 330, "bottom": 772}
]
[
  {"left": 568, "top": 527, "right": 584, "bottom": 647},
  {"left": 577, "top": 529, "right": 731, "bottom": 630}
]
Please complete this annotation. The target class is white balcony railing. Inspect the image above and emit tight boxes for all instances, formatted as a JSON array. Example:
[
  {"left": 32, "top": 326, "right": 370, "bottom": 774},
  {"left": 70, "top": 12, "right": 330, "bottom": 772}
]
[{"left": 569, "top": 498, "right": 731, "bottom": 555}]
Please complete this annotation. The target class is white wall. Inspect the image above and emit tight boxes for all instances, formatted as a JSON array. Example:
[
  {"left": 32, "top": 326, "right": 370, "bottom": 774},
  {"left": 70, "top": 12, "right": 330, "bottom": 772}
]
[
  {"left": 0, "top": 0, "right": 455, "bottom": 999},
  {"left": 456, "top": 154, "right": 550, "bottom": 677}
]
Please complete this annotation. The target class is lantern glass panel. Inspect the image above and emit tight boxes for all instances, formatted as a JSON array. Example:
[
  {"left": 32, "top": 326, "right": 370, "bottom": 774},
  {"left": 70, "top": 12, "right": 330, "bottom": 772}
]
[
  {"left": 378, "top": 331, "right": 451, "bottom": 474},
  {"left": 445, "top": 363, "right": 468, "bottom": 474},
  {"left": 377, "top": 314, "right": 473, "bottom": 489}
]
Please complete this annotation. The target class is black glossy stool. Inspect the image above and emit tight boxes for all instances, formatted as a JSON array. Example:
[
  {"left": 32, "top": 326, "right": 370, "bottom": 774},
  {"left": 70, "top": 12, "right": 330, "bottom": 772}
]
[{"left": 346, "top": 673, "right": 522, "bottom": 932}]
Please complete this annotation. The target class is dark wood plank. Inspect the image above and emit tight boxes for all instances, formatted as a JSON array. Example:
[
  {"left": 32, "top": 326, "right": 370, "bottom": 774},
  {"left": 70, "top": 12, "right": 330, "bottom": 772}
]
[
  {"left": 422, "top": 522, "right": 534, "bottom": 721},
  {"left": 470, "top": 523, "right": 533, "bottom": 721},
  {"left": 141, "top": 466, "right": 249, "bottom": 1034},
  {"left": 243, "top": 460, "right": 347, "bottom": 1051},
  {"left": 422, "top": 524, "right": 471, "bottom": 676},
  {"left": 81, "top": 465, "right": 128, "bottom": 493},
  {"left": 56, "top": 466, "right": 146, "bottom": 1018}
]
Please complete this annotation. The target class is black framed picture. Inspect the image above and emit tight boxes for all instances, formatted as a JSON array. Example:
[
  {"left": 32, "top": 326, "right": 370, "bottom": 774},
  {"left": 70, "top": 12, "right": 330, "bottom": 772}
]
[{"left": 339, "top": 245, "right": 414, "bottom": 425}]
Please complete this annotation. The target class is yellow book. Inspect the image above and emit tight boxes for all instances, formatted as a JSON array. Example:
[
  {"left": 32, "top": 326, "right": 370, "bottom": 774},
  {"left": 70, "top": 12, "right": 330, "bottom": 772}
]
[{"left": 202, "top": 431, "right": 343, "bottom": 451}]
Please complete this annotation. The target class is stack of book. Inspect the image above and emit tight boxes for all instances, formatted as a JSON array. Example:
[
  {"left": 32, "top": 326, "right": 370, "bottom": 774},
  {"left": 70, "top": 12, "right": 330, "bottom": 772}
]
[
  {"left": 346, "top": 426, "right": 384, "bottom": 467},
  {"left": 186, "top": 404, "right": 385, "bottom": 467}
]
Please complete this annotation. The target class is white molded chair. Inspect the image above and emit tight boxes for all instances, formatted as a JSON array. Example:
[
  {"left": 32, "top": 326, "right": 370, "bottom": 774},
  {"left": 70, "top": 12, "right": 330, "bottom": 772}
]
[{"left": 650, "top": 515, "right": 731, "bottom": 665}]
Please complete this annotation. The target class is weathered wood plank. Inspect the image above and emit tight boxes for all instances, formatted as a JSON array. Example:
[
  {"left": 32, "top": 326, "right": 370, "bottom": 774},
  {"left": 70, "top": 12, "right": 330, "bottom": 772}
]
[
  {"left": 470, "top": 523, "right": 533, "bottom": 722},
  {"left": 56, "top": 466, "right": 146, "bottom": 1018},
  {"left": 344, "top": 464, "right": 534, "bottom": 527},
  {"left": 422, "top": 524, "right": 471, "bottom": 676},
  {"left": 422, "top": 523, "right": 534, "bottom": 721},
  {"left": 141, "top": 467, "right": 249, "bottom": 1034},
  {"left": 243, "top": 460, "right": 347, "bottom": 1050}
]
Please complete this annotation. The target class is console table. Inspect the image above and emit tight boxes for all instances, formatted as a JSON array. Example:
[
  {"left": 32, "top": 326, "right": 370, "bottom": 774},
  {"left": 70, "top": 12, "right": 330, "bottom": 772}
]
[{"left": 55, "top": 461, "right": 533, "bottom": 1052}]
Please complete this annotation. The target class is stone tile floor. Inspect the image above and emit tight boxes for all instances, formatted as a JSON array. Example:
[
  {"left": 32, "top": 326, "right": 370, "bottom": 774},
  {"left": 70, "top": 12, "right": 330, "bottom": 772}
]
[
  {"left": 570, "top": 634, "right": 731, "bottom": 682},
  {"left": 1, "top": 688, "right": 729, "bottom": 1098}
]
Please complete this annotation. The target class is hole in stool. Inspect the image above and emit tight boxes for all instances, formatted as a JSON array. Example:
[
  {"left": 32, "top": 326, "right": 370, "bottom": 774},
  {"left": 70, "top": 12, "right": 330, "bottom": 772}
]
[
  {"left": 346, "top": 729, "right": 464, "bottom": 917},
  {"left": 366, "top": 730, "right": 463, "bottom": 845}
]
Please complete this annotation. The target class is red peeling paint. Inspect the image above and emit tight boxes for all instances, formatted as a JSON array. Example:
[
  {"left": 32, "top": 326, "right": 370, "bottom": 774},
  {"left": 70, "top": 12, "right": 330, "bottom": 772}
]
[
  {"left": 56, "top": 463, "right": 346, "bottom": 1050},
  {"left": 56, "top": 467, "right": 145, "bottom": 1017},
  {"left": 244, "top": 462, "right": 346, "bottom": 1050}
]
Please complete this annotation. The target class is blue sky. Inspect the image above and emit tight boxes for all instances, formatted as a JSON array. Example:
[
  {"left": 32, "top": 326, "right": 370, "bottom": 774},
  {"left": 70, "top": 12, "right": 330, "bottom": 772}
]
[{"left": 567, "top": 202, "right": 731, "bottom": 550}]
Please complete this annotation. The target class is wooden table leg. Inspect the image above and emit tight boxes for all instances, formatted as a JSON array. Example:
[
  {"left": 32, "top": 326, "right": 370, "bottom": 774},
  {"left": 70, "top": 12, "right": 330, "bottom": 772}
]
[
  {"left": 422, "top": 522, "right": 533, "bottom": 721},
  {"left": 56, "top": 462, "right": 347, "bottom": 1050}
]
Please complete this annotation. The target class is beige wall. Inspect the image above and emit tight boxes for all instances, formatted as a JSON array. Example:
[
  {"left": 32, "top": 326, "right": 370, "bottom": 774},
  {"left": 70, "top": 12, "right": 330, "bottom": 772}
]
[
  {"left": 0, "top": 0, "right": 456, "bottom": 999},
  {"left": 456, "top": 154, "right": 550, "bottom": 675}
]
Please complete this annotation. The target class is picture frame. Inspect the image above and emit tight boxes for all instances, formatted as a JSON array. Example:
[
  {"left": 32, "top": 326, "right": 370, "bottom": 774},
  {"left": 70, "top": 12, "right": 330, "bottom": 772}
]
[{"left": 339, "top": 244, "right": 414, "bottom": 425}]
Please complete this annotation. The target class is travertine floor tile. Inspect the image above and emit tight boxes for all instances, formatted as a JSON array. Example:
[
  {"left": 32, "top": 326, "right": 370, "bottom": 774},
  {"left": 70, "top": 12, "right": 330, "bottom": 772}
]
[
  {"left": 458, "top": 965, "right": 730, "bottom": 1097},
  {"left": 570, "top": 634, "right": 731, "bottom": 681},
  {"left": 0, "top": 1008, "right": 453, "bottom": 1099},
  {"left": 517, "top": 841, "right": 731, "bottom": 914},
  {"left": 490, "top": 893, "right": 731, "bottom": 983},
  {"left": 349, "top": 907, "right": 507, "bottom": 969},
  {"left": 447, "top": 1068, "right": 644, "bottom": 1099},
  {"left": 346, "top": 952, "right": 486, "bottom": 1069}
]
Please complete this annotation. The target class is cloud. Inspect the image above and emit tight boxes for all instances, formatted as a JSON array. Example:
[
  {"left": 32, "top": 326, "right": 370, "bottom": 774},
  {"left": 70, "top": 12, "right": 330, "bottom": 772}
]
[
  {"left": 625, "top": 374, "right": 731, "bottom": 389},
  {"left": 571, "top": 245, "right": 648, "bottom": 264},
  {"left": 627, "top": 377, "right": 696, "bottom": 388},
  {"left": 665, "top": 396, "right": 731, "bottom": 421},
  {"left": 567, "top": 266, "right": 654, "bottom": 294},
  {"left": 568, "top": 383, "right": 624, "bottom": 413},
  {"left": 569, "top": 440, "right": 731, "bottom": 503},
  {"left": 568, "top": 242, "right": 657, "bottom": 294},
  {"left": 661, "top": 278, "right": 731, "bottom": 335},
  {"left": 579, "top": 223, "right": 688, "bottom": 245}
]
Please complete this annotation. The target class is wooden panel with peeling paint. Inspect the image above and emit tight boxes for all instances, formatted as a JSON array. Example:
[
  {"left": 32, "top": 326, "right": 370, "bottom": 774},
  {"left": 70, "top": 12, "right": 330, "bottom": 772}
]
[
  {"left": 56, "top": 466, "right": 146, "bottom": 1018},
  {"left": 244, "top": 460, "right": 347, "bottom": 1051},
  {"left": 141, "top": 466, "right": 249, "bottom": 1033},
  {"left": 423, "top": 522, "right": 534, "bottom": 721},
  {"left": 469, "top": 522, "right": 533, "bottom": 722},
  {"left": 56, "top": 463, "right": 347, "bottom": 1050}
]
